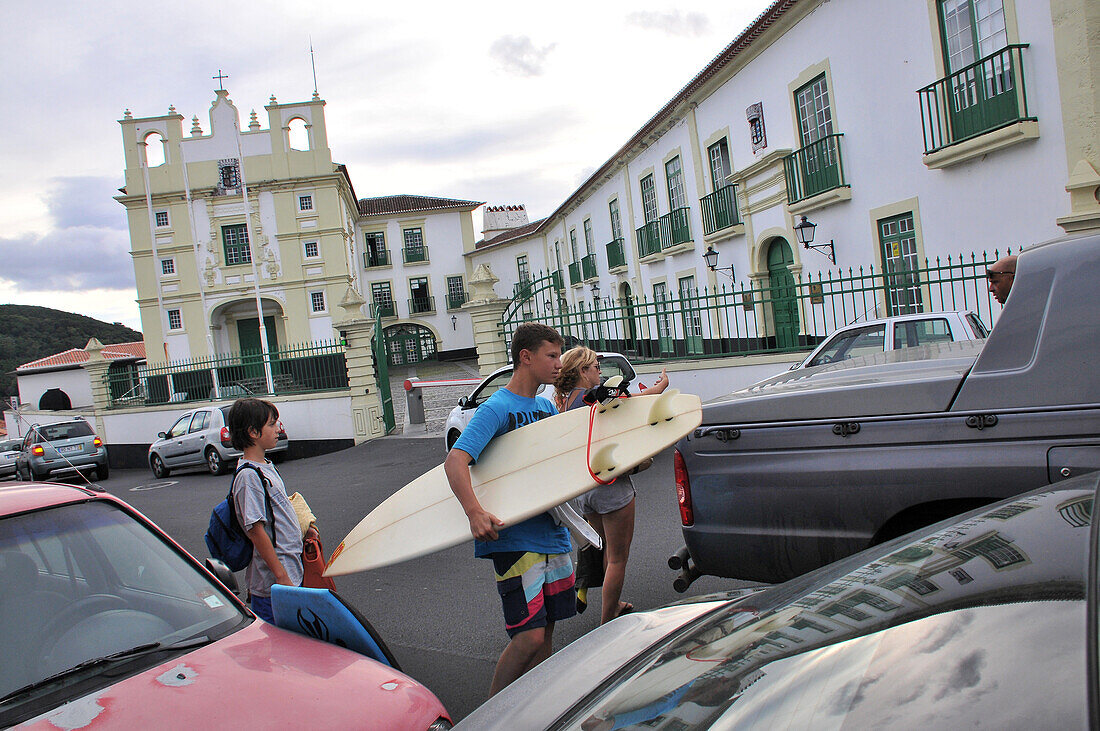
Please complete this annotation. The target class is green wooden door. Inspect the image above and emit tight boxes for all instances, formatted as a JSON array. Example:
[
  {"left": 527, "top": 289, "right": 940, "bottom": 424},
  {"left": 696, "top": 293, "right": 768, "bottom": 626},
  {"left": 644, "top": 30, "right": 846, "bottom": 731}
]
[
  {"left": 940, "top": 0, "right": 1016, "bottom": 141},
  {"left": 236, "top": 317, "right": 278, "bottom": 381},
  {"left": 373, "top": 310, "right": 395, "bottom": 434},
  {"left": 767, "top": 240, "right": 800, "bottom": 350}
]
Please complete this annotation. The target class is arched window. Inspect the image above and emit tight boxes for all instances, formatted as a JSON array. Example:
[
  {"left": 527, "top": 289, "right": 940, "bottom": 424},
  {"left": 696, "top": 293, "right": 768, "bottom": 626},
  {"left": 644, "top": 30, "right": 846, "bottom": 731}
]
[
  {"left": 288, "top": 118, "right": 310, "bottom": 151},
  {"left": 144, "top": 132, "right": 166, "bottom": 167}
]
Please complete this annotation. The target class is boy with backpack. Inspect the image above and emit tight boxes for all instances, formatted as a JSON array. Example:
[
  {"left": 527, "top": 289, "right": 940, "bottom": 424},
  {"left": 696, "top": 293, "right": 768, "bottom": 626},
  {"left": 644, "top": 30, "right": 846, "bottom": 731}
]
[{"left": 228, "top": 398, "right": 302, "bottom": 621}]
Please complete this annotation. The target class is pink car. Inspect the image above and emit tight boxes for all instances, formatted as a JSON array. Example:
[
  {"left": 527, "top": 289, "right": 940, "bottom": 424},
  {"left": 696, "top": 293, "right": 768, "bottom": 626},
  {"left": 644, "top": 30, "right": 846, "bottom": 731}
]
[{"left": 0, "top": 483, "right": 451, "bottom": 730}]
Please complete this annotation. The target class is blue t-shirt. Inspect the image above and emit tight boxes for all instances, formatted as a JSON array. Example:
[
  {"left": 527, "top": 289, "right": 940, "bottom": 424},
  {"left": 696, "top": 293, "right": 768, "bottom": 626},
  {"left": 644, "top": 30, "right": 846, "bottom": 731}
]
[{"left": 452, "top": 388, "right": 571, "bottom": 557}]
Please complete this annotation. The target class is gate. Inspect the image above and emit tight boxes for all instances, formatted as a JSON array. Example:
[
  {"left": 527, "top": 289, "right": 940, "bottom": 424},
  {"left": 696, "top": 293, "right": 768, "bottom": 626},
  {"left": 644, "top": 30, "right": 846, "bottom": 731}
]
[
  {"left": 372, "top": 309, "right": 395, "bottom": 434},
  {"left": 384, "top": 324, "right": 437, "bottom": 366}
]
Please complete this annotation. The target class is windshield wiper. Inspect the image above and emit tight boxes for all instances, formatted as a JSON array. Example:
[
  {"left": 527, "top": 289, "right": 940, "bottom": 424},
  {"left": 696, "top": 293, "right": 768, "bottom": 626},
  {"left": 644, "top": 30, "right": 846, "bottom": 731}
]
[{"left": 0, "top": 636, "right": 213, "bottom": 705}]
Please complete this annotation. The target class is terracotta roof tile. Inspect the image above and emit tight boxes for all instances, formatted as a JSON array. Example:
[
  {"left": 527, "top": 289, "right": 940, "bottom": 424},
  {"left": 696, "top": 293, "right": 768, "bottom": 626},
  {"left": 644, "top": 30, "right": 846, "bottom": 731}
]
[
  {"left": 474, "top": 218, "right": 548, "bottom": 250},
  {"left": 18, "top": 341, "right": 147, "bottom": 372},
  {"left": 358, "top": 195, "right": 484, "bottom": 217}
]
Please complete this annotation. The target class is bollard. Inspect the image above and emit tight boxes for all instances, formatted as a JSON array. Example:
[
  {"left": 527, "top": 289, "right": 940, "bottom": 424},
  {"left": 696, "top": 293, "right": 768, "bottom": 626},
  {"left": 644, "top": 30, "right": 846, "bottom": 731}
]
[{"left": 404, "top": 378, "right": 426, "bottom": 425}]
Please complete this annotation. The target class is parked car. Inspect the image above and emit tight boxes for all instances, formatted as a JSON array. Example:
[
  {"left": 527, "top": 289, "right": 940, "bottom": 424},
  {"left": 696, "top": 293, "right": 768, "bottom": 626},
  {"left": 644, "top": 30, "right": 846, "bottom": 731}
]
[
  {"left": 148, "top": 405, "right": 288, "bottom": 478},
  {"left": 0, "top": 482, "right": 451, "bottom": 729},
  {"left": 791, "top": 310, "right": 988, "bottom": 369},
  {"left": 443, "top": 352, "right": 637, "bottom": 450},
  {"left": 14, "top": 419, "right": 109, "bottom": 482},
  {"left": 0, "top": 439, "right": 21, "bottom": 479},
  {"left": 673, "top": 233, "right": 1100, "bottom": 586},
  {"left": 460, "top": 472, "right": 1099, "bottom": 729}
]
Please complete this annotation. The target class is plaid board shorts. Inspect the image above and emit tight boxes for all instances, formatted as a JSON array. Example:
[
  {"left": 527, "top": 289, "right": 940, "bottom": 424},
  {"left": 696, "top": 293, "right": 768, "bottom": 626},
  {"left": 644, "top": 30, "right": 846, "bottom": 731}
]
[{"left": 492, "top": 551, "right": 577, "bottom": 637}]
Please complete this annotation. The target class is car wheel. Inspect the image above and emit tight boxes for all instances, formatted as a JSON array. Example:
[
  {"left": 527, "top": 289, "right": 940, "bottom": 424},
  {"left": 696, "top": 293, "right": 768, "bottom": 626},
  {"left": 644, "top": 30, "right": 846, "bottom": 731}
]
[
  {"left": 206, "top": 447, "right": 226, "bottom": 476},
  {"left": 446, "top": 430, "right": 461, "bottom": 450},
  {"left": 96, "top": 462, "right": 110, "bottom": 481},
  {"left": 150, "top": 454, "right": 170, "bottom": 479}
]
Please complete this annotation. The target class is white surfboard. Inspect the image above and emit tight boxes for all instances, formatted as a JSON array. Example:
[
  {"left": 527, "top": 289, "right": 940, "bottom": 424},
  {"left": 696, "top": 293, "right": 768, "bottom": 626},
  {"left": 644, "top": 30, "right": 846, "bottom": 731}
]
[{"left": 325, "top": 389, "right": 702, "bottom": 576}]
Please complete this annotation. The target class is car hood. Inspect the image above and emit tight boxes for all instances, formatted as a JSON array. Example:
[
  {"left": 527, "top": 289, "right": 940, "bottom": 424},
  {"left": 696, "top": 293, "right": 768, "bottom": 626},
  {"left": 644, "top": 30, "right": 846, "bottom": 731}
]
[
  {"left": 462, "top": 474, "right": 1096, "bottom": 729},
  {"left": 701, "top": 339, "right": 983, "bottom": 423},
  {"left": 18, "top": 621, "right": 447, "bottom": 730}
]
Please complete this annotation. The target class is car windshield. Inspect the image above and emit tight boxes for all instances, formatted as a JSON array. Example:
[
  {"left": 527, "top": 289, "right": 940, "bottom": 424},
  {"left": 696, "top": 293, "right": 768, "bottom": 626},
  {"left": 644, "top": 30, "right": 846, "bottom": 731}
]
[
  {"left": 38, "top": 422, "right": 93, "bottom": 442},
  {"left": 0, "top": 440, "right": 19, "bottom": 452},
  {"left": 567, "top": 484, "right": 1092, "bottom": 729},
  {"left": 0, "top": 501, "right": 246, "bottom": 710}
]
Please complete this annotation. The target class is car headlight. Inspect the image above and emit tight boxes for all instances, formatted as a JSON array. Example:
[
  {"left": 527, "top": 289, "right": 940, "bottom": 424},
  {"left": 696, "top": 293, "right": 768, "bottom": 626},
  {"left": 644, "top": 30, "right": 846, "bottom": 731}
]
[{"left": 426, "top": 718, "right": 453, "bottom": 731}]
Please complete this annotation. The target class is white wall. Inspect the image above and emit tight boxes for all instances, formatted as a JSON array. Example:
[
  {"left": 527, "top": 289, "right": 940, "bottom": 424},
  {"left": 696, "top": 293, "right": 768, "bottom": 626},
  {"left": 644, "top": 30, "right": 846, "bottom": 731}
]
[{"left": 17, "top": 369, "right": 94, "bottom": 410}]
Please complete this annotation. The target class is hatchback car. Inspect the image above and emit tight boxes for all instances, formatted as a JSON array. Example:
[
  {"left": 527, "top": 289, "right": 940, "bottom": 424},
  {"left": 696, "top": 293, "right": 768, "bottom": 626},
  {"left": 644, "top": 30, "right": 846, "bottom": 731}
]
[
  {"left": 460, "top": 471, "right": 1099, "bottom": 729},
  {"left": 0, "top": 482, "right": 451, "bottom": 729},
  {"left": 148, "top": 405, "right": 288, "bottom": 478},
  {"left": 0, "top": 438, "right": 21, "bottom": 479},
  {"left": 792, "top": 310, "right": 987, "bottom": 369},
  {"left": 14, "top": 419, "right": 109, "bottom": 482},
  {"left": 442, "top": 352, "right": 637, "bottom": 449}
]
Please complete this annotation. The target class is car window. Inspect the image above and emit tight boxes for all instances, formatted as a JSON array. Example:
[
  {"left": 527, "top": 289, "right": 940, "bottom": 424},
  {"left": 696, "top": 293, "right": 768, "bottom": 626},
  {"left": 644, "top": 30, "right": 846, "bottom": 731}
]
[
  {"left": 39, "top": 422, "right": 94, "bottom": 442},
  {"left": 167, "top": 414, "right": 194, "bottom": 438},
  {"left": 597, "top": 356, "right": 634, "bottom": 383},
  {"left": 808, "top": 325, "right": 886, "bottom": 367},
  {"left": 471, "top": 369, "right": 512, "bottom": 407},
  {"left": 0, "top": 439, "right": 19, "bottom": 452},
  {"left": 894, "top": 318, "right": 952, "bottom": 349},
  {"left": 967, "top": 313, "right": 990, "bottom": 338},
  {"left": 189, "top": 411, "right": 209, "bottom": 432}
]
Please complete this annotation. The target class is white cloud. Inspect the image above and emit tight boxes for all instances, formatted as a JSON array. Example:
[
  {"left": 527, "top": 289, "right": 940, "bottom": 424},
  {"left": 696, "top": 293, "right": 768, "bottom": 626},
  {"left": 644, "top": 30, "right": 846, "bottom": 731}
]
[
  {"left": 626, "top": 10, "right": 710, "bottom": 37},
  {"left": 488, "top": 35, "right": 558, "bottom": 77}
]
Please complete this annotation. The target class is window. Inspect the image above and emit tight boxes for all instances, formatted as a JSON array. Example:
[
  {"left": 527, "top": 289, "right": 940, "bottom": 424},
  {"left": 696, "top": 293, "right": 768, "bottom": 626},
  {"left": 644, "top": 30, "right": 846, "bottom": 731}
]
[
  {"left": 517, "top": 255, "right": 530, "bottom": 283},
  {"left": 371, "top": 282, "right": 394, "bottom": 317},
  {"left": 640, "top": 175, "right": 658, "bottom": 223},
  {"left": 894, "top": 318, "right": 953, "bottom": 349},
  {"left": 796, "top": 74, "right": 835, "bottom": 147},
  {"left": 160, "top": 258, "right": 175, "bottom": 276},
  {"left": 665, "top": 157, "right": 686, "bottom": 210},
  {"left": 878, "top": 213, "right": 923, "bottom": 315},
  {"left": 583, "top": 219, "right": 594, "bottom": 255},
  {"left": 609, "top": 199, "right": 623, "bottom": 241},
  {"left": 303, "top": 241, "right": 319, "bottom": 258},
  {"left": 222, "top": 224, "right": 251, "bottom": 265},
  {"left": 298, "top": 195, "right": 313, "bottom": 211},
  {"left": 941, "top": 0, "right": 1007, "bottom": 73},
  {"left": 364, "top": 231, "right": 388, "bottom": 267},
  {"left": 554, "top": 242, "right": 563, "bottom": 272},
  {"left": 310, "top": 290, "right": 326, "bottom": 313},
  {"left": 939, "top": 0, "right": 1012, "bottom": 128},
  {"left": 155, "top": 211, "right": 169, "bottom": 228},
  {"left": 167, "top": 309, "right": 182, "bottom": 330},
  {"left": 808, "top": 325, "right": 886, "bottom": 367},
  {"left": 707, "top": 140, "right": 732, "bottom": 192},
  {"left": 189, "top": 411, "right": 209, "bottom": 432},
  {"left": 793, "top": 74, "right": 841, "bottom": 195},
  {"left": 653, "top": 283, "right": 672, "bottom": 341},
  {"left": 218, "top": 159, "right": 241, "bottom": 189},
  {"left": 679, "top": 275, "right": 702, "bottom": 353},
  {"left": 746, "top": 102, "right": 767, "bottom": 152},
  {"left": 446, "top": 275, "right": 465, "bottom": 309},
  {"left": 569, "top": 230, "right": 579, "bottom": 262},
  {"left": 403, "top": 227, "right": 427, "bottom": 263},
  {"left": 168, "top": 413, "right": 193, "bottom": 438},
  {"left": 409, "top": 276, "right": 432, "bottom": 313}
]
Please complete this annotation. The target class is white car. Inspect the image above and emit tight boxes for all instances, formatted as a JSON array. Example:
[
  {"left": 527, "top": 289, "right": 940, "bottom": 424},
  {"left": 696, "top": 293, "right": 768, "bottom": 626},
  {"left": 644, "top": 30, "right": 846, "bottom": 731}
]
[
  {"left": 793, "top": 310, "right": 988, "bottom": 370},
  {"left": 0, "top": 438, "right": 20, "bottom": 479},
  {"left": 443, "top": 352, "right": 637, "bottom": 450}
]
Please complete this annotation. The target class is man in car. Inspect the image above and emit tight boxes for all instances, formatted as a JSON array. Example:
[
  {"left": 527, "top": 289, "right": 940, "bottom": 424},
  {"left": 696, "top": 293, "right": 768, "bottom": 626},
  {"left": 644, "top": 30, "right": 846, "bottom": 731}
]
[{"left": 987, "top": 255, "right": 1017, "bottom": 305}]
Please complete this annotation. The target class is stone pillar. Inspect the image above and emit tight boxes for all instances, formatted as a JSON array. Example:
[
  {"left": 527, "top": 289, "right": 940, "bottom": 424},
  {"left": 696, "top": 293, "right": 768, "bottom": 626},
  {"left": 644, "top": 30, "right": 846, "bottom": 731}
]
[
  {"left": 81, "top": 338, "right": 111, "bottom": 439},
  {"left": 1052, "top": 0, "right": 1100, "bottom": 233},
  {"left": 333, "top": 286, "right": 386, "bottom": 444},
  {"left": 462, "top": 264, "right": 511, "bottom": 376}
]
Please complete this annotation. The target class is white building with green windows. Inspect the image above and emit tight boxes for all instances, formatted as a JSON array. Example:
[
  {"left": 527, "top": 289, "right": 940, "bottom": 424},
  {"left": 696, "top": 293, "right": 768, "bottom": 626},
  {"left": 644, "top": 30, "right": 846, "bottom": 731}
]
[{"left": 471, "top": 0, "right": 1100, "bottom": 361}]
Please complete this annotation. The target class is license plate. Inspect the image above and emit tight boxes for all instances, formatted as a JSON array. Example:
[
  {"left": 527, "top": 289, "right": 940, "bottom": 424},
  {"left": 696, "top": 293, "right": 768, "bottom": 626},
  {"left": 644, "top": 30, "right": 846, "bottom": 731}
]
[{"left": 58, "top": 445, "right": 82, "bottom": 454}]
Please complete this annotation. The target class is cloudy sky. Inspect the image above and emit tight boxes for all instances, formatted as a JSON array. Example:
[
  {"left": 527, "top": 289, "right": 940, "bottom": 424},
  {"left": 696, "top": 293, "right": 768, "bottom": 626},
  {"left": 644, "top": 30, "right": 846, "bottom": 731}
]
[{"left": 0, "top": 0, "right": 773, "bottom": 332}]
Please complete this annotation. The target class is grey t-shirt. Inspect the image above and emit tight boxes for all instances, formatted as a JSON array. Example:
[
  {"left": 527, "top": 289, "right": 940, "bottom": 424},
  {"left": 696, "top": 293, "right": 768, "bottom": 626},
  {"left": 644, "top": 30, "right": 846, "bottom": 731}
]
[{"left": 232, "top": 459, "right": 303, "bottom": 598}]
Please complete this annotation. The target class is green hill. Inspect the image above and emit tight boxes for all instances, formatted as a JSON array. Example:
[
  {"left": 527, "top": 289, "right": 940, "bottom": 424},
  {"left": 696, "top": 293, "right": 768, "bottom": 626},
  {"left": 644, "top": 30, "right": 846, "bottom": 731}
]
[{"left": 0, "top": 305, "right": 142, "bottom": 399}]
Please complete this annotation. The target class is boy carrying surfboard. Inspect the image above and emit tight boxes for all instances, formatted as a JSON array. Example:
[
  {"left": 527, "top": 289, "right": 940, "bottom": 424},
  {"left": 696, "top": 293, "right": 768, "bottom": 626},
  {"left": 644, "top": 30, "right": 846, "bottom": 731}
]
[{"left": 444, "top": 323, "right": 576, "bottom": 697}]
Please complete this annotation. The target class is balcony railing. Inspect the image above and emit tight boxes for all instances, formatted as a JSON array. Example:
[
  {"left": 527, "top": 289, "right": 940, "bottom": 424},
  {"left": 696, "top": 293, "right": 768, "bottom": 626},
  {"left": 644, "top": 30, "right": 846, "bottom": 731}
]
[
  {"left": 701, "top": 186, "right": 741, "bottom": 235},
  {"left": 447, "top": 291, "right": 468, "bottom": 310},
  {"left": 784, "top": 133, "right": 847, "bottom": 205},
  {"left": 403, "top": 246, "right": 429, "bottom": 264},
  {"left": 581, "top": 253, "right": 597, "bottom": 280},
  {"left": 606, "top": 238, "right": 626, "bottom": 269},
  {"left": 551, "top": 270, "right": 564, "bottom": 290},
  {"left": 918, "top": 44, "right": 1031, "bottom": 155},
  {"left": 569, "top": 262, "right": 582, "bottom": 286},
  {"left": 371, "top": 302, "right": 395, "bottom": 318},
  {"left": 513, "top": 279, "right": 533, "bottom": 299},
  {"left": 636, "top": 221, "right": 661, "bottom": 258},
  {"left": 363, "top": 250, "right": 390, "bottom": 268},
  {"left": 408, "top": 296, "right": 435, "bottom": 314},
  {"left": 660, "top": 207, "right": 691, "bottom": 248}
]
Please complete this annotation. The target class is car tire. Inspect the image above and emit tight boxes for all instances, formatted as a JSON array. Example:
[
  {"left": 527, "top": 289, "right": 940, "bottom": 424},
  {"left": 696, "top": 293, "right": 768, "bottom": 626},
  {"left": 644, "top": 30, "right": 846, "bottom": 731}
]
[
  {"left": 150, "top": 454, "right": 170, "bottom": 479},
  {"left": 96, "top": 462, "right": 110, "bottom": 481},
  {"left": 206, "top": 447, "right": 226, "bottom": 476},
  {"left": 446, "top": 430, "right": 461, "bottom": 450}
]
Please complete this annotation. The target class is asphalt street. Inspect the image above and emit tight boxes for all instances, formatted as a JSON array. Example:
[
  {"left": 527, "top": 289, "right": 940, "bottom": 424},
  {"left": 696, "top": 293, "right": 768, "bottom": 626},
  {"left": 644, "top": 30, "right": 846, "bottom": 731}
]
[{"left": 93, "top": 435, "right": 753, "bottom": 722}]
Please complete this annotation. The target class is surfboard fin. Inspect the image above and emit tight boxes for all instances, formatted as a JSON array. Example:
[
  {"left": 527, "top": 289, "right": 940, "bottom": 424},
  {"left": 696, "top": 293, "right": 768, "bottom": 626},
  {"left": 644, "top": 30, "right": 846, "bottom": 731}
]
[
  {"left": 584, "top": 374, "right": 629, "bottom": 411},
  {"left": 648, "top": 389, "right": 681, "bottom": 424},
  {"left": 588, "top": 443, "right": 618, "bottom": 477}
]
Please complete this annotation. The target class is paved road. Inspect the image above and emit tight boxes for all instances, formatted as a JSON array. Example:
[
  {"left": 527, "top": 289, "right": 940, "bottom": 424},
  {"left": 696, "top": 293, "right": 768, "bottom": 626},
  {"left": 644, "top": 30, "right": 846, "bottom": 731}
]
[{"left": 98, "top": 436, "right": 753, "bottom": 721}]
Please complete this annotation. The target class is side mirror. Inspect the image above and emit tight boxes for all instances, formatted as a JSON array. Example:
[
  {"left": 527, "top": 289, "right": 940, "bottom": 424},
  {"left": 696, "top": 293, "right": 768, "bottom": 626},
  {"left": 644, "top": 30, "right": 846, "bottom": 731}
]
[
  {"left": 205, "top": 557, "right": 240, "bottom": 595},
  {"left": 157, "top": 432, "right": 166, "bottom": 439},
  {"left": 458, "top": 396, "right": 469, "bottom": 408}
]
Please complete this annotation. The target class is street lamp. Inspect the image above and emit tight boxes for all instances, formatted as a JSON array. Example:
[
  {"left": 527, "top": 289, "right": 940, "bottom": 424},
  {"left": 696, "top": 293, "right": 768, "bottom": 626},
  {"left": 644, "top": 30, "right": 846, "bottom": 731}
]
[
  {"left": 450, "top": 314, "right": 457, "bottom": 330},
  {"left": 794, "top": 215, "right": 836, "bottom": 264},
  {"left": 590, "top": 282, "right": 600, "bottom": 300},
  {"left": 703, "top": 246, "right": 736, "bottom": 280}
]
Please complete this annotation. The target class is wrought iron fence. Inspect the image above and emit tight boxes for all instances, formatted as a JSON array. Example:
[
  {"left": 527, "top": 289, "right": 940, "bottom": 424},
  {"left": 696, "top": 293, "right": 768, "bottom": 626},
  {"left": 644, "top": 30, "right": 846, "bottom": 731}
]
[
  {"left": 104, "top": 339, "right": 348, "bottom": 408},
  {"left": 500, "top": 250, "right": 1010, "bottom": 363}
]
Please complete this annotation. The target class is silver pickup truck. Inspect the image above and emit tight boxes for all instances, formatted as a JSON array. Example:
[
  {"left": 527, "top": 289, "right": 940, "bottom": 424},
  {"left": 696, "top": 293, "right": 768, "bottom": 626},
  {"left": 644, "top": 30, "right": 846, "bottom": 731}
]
[{"left": 672, "top": 232, "right": 1100, "bottom": 587}]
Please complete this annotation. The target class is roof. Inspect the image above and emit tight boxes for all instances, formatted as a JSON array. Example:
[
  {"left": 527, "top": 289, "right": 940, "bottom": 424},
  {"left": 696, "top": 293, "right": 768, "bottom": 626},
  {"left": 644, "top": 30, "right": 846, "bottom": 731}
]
[
  {"left": 0, "top": 483, "right": 102, "bottom": 515},
  {"left": 358, "top": 194, "right": 484, "bottom": 217},
  {"left": 17, "top": 341, "right": 146, "bottom": 373},
  {"left": 474, "top": 218, "right": 549, "bottom": 251}
]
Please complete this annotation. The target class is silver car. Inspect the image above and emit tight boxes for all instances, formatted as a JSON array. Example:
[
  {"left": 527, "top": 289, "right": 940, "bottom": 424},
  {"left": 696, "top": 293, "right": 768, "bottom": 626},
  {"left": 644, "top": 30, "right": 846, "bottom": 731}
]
[
  {"left": 147, "top": 405, "right": 288, "bottom": 478},
  {"left": 0, "top": 438, "right": 21, "bottom": 479},
  {"left": 14, "top": 418, "right": 109, "bottom": 482}
]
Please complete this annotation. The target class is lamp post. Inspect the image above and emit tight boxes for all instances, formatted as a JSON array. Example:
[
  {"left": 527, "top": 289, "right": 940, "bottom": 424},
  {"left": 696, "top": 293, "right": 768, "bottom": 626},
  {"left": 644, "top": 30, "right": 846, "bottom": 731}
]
[
  {"left": 450, "top": 314, "right": 457, "bottom": 330},
  {"left": 703, "top": 246, "right": 736, "bottom": 280},
  {"left": 590, "top": 282, "right": 602, "bottom": 349},
  {"left": 794, "top": 215, "right": 836, "bottom": 264}
]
